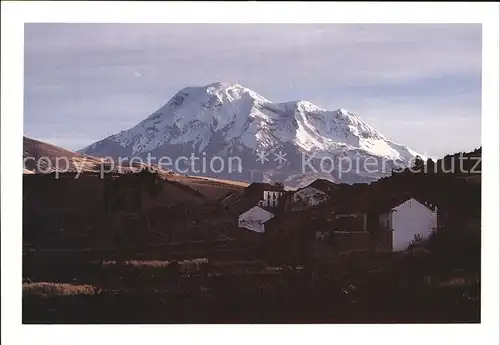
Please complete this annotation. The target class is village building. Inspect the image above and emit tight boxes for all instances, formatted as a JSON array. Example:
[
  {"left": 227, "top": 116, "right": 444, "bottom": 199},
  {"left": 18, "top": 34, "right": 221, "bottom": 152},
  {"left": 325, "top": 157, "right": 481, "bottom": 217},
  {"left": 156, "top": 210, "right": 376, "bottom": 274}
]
[
  {"left": 379, "top": 197, "right": 438, "bottom": 251},
  {"left": 234, "top": 179, "right": 440, "bottom": 262},
  {"left": 259, "top": 190, "right": 283, "bottom": 208},
  {"left": 261, "top": 192, "right": 440, "bottom": 264},
  {"left": 264, "top": 207, "right": 323, "bottom": 265},
  {"left": 330, "top": 195, "right": 439, "bottom": 252},
  {"left": 291, "top": 186, "right": 329, "bottom": 211},
  {"left": 243, "top": 182, "right": 286, "bottom": 209},
  {"left": 238, "top": 206, "right": 275, "bottom": 233},
  {"left": 306, "top": 179, "right": 340, "bottom": 194}
]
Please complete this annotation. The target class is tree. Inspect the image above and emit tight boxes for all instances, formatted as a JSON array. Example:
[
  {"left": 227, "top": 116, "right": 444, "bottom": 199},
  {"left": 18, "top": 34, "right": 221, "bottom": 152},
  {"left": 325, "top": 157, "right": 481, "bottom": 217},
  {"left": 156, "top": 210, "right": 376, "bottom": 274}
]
[
  {"left": 274, "top": 181, "right": 285, "bottom": 190},
  {"left": 426, "top": 158, "right": 435, "bottom": 174},
  {"left": 103, "top": 169, "right": 167, "bottom": 259}
]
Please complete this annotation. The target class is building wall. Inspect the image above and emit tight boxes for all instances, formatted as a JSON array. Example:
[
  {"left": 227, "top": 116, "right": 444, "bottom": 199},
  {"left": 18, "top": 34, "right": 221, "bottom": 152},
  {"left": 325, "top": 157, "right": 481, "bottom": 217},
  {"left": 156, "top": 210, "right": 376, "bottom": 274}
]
[
  {"left": 372, "top": 228, "right": 393, "bottom": 252},
  {"left": 378, "top": 212, "right": 393, "bottom": 230},
  {"left": 238, "top": 206, "right": 274, "bottom": 233},
  {"left": 263, "top": 191, "right": 281, "bottom": 208},
  {"left": 391, "top": 198, "right": 437, "bottom": 251},
  {"left": 334, "top": 213, "right": 367, "bottom": 231},
  {"left": 238, "top": 218, "right": 265, "bottom": 233},
  {"left": 333, "top": 231, "right": 372, "bottom": 253},
  {"left": 291, "top": 187, "right": 328, "bottom": 211}
]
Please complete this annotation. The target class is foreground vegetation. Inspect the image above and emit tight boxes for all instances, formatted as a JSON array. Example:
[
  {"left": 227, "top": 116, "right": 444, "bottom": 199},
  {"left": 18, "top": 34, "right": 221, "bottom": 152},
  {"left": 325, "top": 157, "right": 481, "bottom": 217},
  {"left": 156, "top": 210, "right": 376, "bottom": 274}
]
[
  {"left": 23, "top": 224, "right": 480, "bottom": 324},
  {"left": 22, "top": 148, "right": 481, "bottom": 323}
]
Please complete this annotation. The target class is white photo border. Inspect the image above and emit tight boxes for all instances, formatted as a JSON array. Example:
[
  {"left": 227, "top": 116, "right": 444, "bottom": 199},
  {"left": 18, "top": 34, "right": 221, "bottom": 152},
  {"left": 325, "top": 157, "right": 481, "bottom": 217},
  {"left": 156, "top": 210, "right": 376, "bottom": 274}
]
[{"left": 1, "top": 2, "right": 498, "bottom": 345}]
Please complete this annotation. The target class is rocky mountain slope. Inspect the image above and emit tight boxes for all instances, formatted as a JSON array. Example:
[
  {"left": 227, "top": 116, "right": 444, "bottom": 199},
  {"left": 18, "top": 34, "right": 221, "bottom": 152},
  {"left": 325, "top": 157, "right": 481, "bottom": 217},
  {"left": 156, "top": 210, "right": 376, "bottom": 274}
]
[{"left": 80, "top": 82, "right": 423, "bottom": 188}]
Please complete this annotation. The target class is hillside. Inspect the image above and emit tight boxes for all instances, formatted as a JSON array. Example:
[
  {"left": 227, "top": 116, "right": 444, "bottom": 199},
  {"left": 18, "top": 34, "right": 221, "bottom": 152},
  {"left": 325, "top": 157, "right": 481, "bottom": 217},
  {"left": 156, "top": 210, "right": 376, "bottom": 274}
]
[
  {"left": 24, "top": 136, "right": 103, "bottom": 173},
  {"left": 169, "top": 174, "right": 248, "bottom": 200}
]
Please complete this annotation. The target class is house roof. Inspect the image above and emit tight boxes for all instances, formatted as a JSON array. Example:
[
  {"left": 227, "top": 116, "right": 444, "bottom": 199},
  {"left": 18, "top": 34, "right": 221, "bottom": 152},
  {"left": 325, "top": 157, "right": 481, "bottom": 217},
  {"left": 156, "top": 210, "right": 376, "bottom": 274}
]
[
  {"left": 239, "top": 206, "right": 275, "bottom": 223},
  {"left": 245, "top": 182, "right": 284, "bottom": 193},
  {"left": 331, "top": 193, "right": 438, "bottom": 214},
  {"left": 305, "top": 179, "right": 339, "bottom": 193},
  {"left": 294, "top": 186, "right": 327, "bottom": 198},
  {"left": 266, "top": 207, "right": 332, "bottom": 232},
  {"left": 220, "top": 192, "right": 260, "bottom": 216},
  {"left": 292, "top": 187, "right": 329, "bottom": 209},
  {"left": 370, "top": 193, "right": 437, "bottom": 212}
]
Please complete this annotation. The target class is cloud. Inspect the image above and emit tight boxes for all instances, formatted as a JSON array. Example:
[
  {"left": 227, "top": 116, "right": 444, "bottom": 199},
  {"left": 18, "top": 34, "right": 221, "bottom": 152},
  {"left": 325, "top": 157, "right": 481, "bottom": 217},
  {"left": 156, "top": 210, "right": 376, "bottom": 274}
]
[{"left": 24, "top": 23, "right": 481, "bottom": 157}]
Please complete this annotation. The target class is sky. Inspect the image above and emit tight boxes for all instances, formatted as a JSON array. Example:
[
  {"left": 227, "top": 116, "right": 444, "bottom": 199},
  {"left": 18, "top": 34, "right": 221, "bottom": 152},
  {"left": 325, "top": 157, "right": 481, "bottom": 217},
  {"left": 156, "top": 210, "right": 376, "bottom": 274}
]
[{"left": 24, "top": 23, "right": 481, "bottom": 158}]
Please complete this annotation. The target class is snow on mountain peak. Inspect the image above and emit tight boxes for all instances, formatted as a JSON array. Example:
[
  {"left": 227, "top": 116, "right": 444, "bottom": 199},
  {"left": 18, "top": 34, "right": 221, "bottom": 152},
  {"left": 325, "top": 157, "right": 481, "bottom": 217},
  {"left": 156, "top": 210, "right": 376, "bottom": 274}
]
[
  {"left": 80, "top": 82, "right": 424, "bottom": 187},
  {"left": 338, "top": 108, "right": 349, "bottom": 115},
  {"left": 174, "top": 82, "right": 271, "bottom": 105}
]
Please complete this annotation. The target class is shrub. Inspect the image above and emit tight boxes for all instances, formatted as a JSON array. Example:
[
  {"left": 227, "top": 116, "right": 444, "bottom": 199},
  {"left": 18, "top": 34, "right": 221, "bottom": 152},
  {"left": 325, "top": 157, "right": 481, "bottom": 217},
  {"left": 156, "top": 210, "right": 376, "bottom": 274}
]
[
  {"left": 23, "top": 282, "right": 95, "bottom": 297},
  {"left": 425, "top": 224, "right": 481, "bottom": 272},
  {"left": 407, "top": 233, "right": 427, "bottom": 249}
]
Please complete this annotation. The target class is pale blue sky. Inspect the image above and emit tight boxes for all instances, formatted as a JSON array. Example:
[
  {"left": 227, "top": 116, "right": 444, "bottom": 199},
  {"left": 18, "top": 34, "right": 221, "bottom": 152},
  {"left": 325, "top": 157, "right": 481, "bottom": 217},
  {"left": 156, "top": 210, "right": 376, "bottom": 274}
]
[{"left": 24, "top": 24, "right": 481, "bottom": 158}]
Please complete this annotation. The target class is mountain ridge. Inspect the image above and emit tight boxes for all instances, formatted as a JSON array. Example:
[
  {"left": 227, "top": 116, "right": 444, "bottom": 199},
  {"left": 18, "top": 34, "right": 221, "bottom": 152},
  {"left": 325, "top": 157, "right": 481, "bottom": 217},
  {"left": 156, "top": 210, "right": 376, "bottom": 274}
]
[
  {"left": 23, "top": 136, "right": 104, "bottom": 173},
  {"left": 79, "top": 82, "right": 424, "bottom": 188}
]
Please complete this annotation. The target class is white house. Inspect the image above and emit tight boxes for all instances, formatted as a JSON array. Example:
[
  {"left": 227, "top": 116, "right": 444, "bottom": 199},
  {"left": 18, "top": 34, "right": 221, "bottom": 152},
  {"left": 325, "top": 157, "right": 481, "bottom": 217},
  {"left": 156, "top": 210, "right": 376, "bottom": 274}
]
[
  {"left": 332, "top": 196, "right": 438, "bottom": 252},
  {"left": 381, "top": 198, "right": 438, "bottom": 251},
  {"left": 292, "top": 187, "right": 329, "bottom": 211},
  {"left": 259, "top": 190, "right": 283, "bottom": 208},
  {"left": 238, "top": 206, "right": 275, "bottom": 233},
  {"left": 244, "top": 182, "right": 285, "bottom": 209}
]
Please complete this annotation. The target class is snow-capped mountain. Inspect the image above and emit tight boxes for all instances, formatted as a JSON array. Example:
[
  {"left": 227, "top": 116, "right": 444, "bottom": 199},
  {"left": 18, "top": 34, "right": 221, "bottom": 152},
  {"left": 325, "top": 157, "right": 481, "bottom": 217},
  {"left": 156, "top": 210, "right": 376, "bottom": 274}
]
[{"left": 80, "top": 82, "right": 423, "bottom": 188}]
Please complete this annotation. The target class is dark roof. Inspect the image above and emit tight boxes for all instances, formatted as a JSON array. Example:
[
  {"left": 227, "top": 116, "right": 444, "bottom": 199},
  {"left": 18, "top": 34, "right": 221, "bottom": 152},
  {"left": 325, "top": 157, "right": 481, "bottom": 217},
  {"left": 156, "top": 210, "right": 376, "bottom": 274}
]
[
  {"left": 371, "top": 193, "right": 438, "bottom": 212},
  {"left": 220, "top": 192, "right": 261, "bottom": 216},
  {"left": 305, "top": 179, "right": 339, "bottom": 193},
  {"left": 331, "top": 193, "right": 438, "bottom": 214},
  {"left": 266, "top": 207, "right": 332, "bottom": 231},
  {"left": 245, "top": 182, "right": 285, "bottom": 193},
  {"left": 169, "top": 180, "right": 207, "bottom": 199}
]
